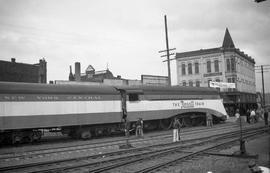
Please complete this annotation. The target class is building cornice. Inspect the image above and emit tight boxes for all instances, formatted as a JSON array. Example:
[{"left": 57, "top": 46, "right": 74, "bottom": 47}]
[{"left": 176, "top": 47, "right": 255, "bottom": 64}]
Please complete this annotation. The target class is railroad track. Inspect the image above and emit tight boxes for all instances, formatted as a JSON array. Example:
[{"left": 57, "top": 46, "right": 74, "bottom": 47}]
[
  {"left": 70, "top": 126, "right": 270, "bottom": 173},
  {"left": 0, "top": 123, "right": 240, "bottom": 162},
  {"left": 133, "top": 130, "right": 269, "bottom": 173},
  {"left": 0, "top": 125, "right": 268, "bottom": 173},
  {"left": 1, "top": 121, "right": 234, "bottom": 149}
]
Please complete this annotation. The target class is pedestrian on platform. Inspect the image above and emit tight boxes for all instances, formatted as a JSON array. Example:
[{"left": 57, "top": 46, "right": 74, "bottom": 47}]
[
  {"left": 235, "top": 109, "right": 240, "bottom": 123},
  {"left": 235, "top": 109, "right": 240, "bottom": 118},
  {"left": 246, "top": 108, "right": 251, "bottom": 124},
  {"left": 172, "top": 118, "right": 181, "bottom": 142},
  {"left": 263, "top": 108, "right": 268, "bottom": 126},
  {"left": 135, "top": 118, "right": 143, "bottom": 137},
  {"left": 177, "top": 119, "right": 182, "bottom": 141},
  {"left": 206, "top": 112, "right": 213, "bottom": 127},
  {"left": 255, "top": 108, "right": 262, "bottom": 123},
  {"left": 250, "top": 109, "right": 256, "bottom": 124}
]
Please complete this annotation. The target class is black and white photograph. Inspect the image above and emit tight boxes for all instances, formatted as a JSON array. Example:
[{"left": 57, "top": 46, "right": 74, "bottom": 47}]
[{"left": 0, "top": 0, "right": 269, "bottom": 172}]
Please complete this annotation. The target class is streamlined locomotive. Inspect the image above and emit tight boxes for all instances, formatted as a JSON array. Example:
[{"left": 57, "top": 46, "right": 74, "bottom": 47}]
[{"left": 0, "top": 82, "right": 227, "bottom": 144}]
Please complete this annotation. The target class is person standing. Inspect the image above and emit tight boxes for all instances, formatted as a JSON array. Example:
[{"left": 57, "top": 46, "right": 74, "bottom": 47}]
[
  {"left": 250, "top": 109, "right": 256, "bottom": 124},
  {"left": 263, "top": 108, "right": 268, "bottom": 126},
  {"left": 206, "top": 112, "right": 213, "bottom": 127},
  {"left": 235, "top": 109, "right": 240, "bottom": 123},
  {"left": 246, "top": 108, "right": 251, "bottom": 124},
  {"left": 255, "top": 108, "right": 262, "bottom": 123},
  {"left": 173, "top": 118, "right": 181, "bottom": 142},
  {"left": 178, "top": 120, "right": 182, "bottom": 141},
  {"left": 135, "top": 118, "right": 143, "bottom": 137}
]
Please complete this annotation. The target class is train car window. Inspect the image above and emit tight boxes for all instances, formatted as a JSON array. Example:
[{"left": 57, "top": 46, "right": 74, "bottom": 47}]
[{"left": 129, "top": 93, "right": 139, "bottom": 101}]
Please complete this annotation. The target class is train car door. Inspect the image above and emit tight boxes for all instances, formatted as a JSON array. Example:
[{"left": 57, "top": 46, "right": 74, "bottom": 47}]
[{"left": 117, "top": 88, "right": 143, "bottom": 122}]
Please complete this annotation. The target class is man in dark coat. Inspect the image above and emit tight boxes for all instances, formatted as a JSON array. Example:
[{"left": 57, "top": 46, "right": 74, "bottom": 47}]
[{"left": 263, "top": 108, "right": 269, "bottom": 126}]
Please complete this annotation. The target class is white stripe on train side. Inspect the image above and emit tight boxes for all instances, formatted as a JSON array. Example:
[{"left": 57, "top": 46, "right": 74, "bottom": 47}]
[
  {"left": 0, "top": 99, "right": 227, "bottom": 117},
  {"left": 0, "top": 100, "right": 122, "bottom": 116}
]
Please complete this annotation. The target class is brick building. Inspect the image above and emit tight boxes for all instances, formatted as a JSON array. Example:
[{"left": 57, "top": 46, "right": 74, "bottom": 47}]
[
  {"left": 65, "top": 62, "right": 168, "bottom": 86},
  {"left": 0, "top": 58, "right": 47, "bottom": 83},
  {"left": 69, "top": 62, "right": 115, "bottom": 83}
]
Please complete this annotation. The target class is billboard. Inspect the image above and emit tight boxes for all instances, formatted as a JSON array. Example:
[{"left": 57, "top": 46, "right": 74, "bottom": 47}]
[
  {"left": 209, "top": 81, "right": 236, "bottom": 89},
  {"left": 141, "top": 75, "right": 169, "bottom": 86}
]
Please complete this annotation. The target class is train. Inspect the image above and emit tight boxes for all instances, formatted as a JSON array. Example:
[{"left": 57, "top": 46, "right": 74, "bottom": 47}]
[{"left": 0, "top": 81, "right": 228, "bottom": 144}]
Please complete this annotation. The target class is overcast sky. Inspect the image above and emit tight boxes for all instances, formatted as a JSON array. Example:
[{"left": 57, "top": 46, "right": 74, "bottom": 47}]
[{"left": 0, "top": 0, "right": 269, "bottom": 92}]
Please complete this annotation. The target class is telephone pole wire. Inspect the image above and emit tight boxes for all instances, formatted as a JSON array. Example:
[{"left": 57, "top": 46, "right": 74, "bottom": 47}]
[{"left": 255, "top": 64, "right": 270, "bottom": 108}]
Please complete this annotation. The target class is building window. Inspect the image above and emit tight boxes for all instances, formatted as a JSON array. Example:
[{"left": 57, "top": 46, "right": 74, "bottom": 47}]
[
  {"left": 195, "top": 62, "right": 199, "bottom": 74},
  {"left": 188, "top": 63, "right": 192, "bottom": 74},
  {"left": 189, "top": 81, "right": 193, "bottom": 87},
  {"left": 231, "top": 57, "right": 236, "bottom": 72},
  {"left": 232, "top": 77, "right": 236, "bottom": 83},
  {"left": 182, "top": 64, "right": 186, "bottom": 75},
  {"left": 195, "top": 81, "right": 200, "bottom": 87},
  {"left": 226, "top": 59, "right": 231, "bottom": 72},
  {"left": 207, "top": 60, "right": 211, "bottom": 73},
  {"left": 182, "top": 81, "right": 186, "bottom": 86},
  {"left": 214, "top": 60, "right": 219, "bottom": 72}
]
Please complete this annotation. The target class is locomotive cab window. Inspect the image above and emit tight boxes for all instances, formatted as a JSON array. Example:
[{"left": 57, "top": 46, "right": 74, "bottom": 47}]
[{"left": 129, "top": 93, "right": 139, "bottom": 101}]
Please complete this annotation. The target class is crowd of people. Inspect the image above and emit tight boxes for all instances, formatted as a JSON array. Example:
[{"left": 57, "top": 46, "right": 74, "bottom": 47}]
[
  {"left": 225, "top": 104, "right": 269, "bottom": 126},
  {"left": 124, "top": 106, "right": 268, "bottom": 144},
  {"left": 237, "top": 107, "right": 269, "bottom": 126},
  {"left": 133, "top": 117, "right": 183, "bottom": 142},
  {"left": 122, "top": 107, "right": 268, "bottom": 172}
]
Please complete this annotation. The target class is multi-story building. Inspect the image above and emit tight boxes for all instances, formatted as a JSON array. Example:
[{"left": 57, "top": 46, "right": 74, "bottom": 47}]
[
  {"left": 0, "top": 58, "right": 47, "bottom": 83},
  {"left": 175, "top": 28, "right": 256, "bottom": 115}
]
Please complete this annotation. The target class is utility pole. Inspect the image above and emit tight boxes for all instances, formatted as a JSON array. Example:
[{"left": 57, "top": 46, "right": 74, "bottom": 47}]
[
  {"left": 158, "top": 15, "right": 176, "bottom": 86},
  {"left": 261, "top": 65, "right": 265, "bottom": 107},
  {"left": 255, "top": 65, "right": 270, "bottom": 108}
]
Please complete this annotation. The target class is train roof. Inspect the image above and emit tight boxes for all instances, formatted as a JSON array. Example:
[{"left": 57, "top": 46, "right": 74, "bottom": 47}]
[
  {"left": 116, "top": 85, "right": 219, "bottom": 95},
  {"left": 0, "top": 82, "right": 219, "bottom": 96},
  {"left": 0, "top": 82, "right": 119, "bottom": 95}
]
